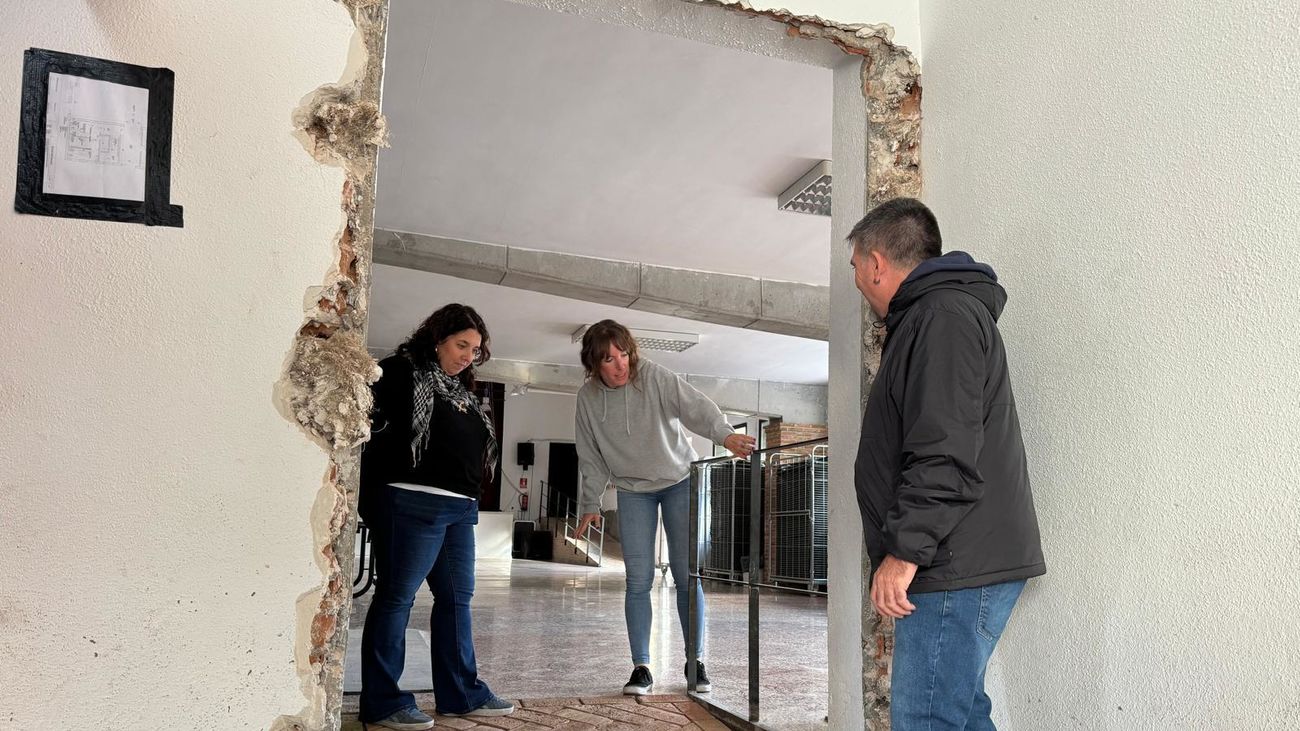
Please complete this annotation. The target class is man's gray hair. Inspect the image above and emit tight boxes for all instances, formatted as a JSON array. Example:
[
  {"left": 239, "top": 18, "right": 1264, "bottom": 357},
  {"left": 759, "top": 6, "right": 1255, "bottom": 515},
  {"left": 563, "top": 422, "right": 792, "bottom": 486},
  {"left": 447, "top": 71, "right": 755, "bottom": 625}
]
[{"left": 847, "top": 197, "right": 943, "bottom": 267}]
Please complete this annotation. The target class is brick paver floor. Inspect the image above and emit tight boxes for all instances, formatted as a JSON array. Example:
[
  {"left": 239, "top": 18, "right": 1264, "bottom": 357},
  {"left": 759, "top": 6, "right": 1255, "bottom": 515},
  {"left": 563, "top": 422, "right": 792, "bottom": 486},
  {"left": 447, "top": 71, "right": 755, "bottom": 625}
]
[{"left": 342, "top": 693, "right": 731, "bottom": 730}]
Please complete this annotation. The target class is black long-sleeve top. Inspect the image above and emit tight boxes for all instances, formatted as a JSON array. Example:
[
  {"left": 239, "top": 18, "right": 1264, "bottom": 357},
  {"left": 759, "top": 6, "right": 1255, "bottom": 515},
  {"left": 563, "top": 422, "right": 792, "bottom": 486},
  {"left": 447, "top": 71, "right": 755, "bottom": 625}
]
[{"left": 359, "top": 355, "right": 489, "bottom": 508}]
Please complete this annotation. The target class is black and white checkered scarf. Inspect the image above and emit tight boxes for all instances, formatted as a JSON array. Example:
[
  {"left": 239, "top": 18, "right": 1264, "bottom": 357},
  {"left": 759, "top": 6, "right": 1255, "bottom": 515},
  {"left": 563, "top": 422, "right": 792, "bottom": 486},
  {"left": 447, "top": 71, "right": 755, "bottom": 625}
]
[{"left": 409, "top": 357, "right": 498, "bottom": 480}]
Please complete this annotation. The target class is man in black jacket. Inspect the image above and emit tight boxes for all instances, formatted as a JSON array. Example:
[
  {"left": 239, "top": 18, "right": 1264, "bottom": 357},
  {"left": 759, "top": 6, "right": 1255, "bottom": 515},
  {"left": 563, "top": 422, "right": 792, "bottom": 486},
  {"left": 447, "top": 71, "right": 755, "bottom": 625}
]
[{"left": 850, "top": 198, "right": 1045, "bottom": 730}]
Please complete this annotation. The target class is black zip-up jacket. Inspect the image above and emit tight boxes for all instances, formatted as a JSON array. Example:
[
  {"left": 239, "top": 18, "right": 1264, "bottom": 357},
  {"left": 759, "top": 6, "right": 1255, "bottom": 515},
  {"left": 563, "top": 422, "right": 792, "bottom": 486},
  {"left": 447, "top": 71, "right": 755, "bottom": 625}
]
[{"left": 854, "top": 251, "right": 1046, "bottom": 593}]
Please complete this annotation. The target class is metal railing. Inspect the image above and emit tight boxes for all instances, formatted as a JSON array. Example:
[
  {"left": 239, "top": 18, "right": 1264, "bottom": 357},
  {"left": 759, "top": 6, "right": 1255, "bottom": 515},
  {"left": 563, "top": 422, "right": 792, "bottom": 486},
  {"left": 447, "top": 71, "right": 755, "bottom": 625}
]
[
  {"left": 353, "top": 521, "right": 375, "bottom": 598},
  {"left": 535, "top": 479, "right": 550, "bottom": 527},
  {"left": 537, "top": 479, "right": 607, "bottom": 567},
  {"left": 686, "top": 436, "right": 830, "bottom": 725},
  {"left": 557, "top": 491, "right": 606, "bottom": 567},
  {"left": 503, "top": 478, "right": 608, "bottom": 566}
]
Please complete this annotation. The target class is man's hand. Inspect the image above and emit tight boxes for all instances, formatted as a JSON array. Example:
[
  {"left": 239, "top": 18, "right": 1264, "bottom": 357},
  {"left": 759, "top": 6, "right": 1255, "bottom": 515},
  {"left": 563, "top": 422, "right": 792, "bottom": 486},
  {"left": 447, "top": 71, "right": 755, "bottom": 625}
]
[
  {"left": 870, "top": 555, "right": 919, "bottom": 618},
  {"left": 574, "top": 512, "right": 602, "bottom": 539},
  {"left": 723, "top": 433, "right": 757, "bottom": 458}
]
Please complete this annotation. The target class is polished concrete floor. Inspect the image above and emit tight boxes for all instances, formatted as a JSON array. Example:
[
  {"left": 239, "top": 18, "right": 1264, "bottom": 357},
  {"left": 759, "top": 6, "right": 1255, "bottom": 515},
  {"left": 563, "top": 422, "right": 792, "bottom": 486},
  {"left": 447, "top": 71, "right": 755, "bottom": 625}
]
[{"left": 347, "top": 558, "right": 829, "bottom": 730}]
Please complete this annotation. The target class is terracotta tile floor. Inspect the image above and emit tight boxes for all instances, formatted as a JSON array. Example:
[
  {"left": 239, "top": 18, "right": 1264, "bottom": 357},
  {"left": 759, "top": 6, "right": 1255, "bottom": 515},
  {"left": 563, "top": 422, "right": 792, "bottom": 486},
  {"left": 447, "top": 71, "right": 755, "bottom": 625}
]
[{"left": 341, "top": 693, "right": 731, "bottom": 730}]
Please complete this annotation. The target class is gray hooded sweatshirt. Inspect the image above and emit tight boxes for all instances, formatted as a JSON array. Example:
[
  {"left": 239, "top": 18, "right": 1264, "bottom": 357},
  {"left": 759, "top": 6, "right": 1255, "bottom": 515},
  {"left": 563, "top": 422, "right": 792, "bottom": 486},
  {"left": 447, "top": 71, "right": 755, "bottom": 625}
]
[{"left": 575, "top": 359, "right": 734, "bottom": 515}]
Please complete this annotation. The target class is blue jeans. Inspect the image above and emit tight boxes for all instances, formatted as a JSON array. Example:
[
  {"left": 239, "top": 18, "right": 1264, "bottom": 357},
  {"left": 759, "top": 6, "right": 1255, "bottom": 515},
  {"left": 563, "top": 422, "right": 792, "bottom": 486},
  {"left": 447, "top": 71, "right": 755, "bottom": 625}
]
[
  {"left": 359, "top": 489, "right": 492, "bottom": 721},
  {"left": 617, "top": 478, "right": 705, "bottom": 666},
  {"left": 891, "top": 580, "right": 1027, "bottom": 731}
]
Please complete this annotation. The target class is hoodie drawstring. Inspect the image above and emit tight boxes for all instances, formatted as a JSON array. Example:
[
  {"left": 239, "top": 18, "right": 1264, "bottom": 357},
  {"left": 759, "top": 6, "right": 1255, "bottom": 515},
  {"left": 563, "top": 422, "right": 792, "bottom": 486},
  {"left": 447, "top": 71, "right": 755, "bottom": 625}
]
[
  {"left": 598, "top": 385, "right": 632, "bottom": 435},
  {"left": 595, "top": 382, "right": 631, "bottom": 431}
]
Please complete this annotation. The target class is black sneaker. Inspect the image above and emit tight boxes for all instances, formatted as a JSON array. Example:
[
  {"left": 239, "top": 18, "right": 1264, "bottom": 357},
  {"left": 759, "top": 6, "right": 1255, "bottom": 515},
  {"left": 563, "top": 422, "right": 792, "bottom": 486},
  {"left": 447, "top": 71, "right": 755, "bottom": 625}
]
[
  {"left": 686, "top": 660, "right": 712, "bottom": 693},
  {"left": 623, "top": 665, "right": 654, "bottom": 695}
]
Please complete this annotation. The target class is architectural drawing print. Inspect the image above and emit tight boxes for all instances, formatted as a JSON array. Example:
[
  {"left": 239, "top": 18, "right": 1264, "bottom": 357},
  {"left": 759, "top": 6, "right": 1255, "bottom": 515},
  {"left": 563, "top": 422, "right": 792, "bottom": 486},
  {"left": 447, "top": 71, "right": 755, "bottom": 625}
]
[
  {"left": 43, "top": 73, "right": 149, "bottom": 201},
  {"left": 62, "top": 117, "right": 144, "bottom": 167}
]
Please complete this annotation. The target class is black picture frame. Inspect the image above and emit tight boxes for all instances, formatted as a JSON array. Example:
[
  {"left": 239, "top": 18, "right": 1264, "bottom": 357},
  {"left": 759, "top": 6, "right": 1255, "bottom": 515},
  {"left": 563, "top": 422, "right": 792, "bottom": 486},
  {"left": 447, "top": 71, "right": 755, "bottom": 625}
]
[{"left": 14, "top": 48, "right": 183, "bottom": 227}]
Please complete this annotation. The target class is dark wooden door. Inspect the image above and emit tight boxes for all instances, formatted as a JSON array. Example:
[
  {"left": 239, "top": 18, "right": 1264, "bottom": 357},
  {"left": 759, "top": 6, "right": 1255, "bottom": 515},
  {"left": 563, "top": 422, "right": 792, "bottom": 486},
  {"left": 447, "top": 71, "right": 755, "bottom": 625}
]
[{"left": 474, "top": 381, "right": 505, "bottom": 511}]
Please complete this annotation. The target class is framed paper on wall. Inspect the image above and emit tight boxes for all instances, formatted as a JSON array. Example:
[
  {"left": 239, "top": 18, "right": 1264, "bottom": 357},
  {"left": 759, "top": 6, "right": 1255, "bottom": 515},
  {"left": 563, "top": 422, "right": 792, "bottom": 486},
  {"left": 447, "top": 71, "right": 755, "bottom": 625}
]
[{"left": 14, "top": 48, "right": 183, "bottom": 227}]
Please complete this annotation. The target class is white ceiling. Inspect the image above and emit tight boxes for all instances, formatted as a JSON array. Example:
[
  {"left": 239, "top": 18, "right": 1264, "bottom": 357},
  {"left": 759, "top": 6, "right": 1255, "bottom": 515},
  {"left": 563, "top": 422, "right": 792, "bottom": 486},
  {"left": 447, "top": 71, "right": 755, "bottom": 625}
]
[
  {"left": 369, "top": 264, "right": 830, "bottom": 384},
  {"left": 371, "top": 0, "right": 834, "bottom": 383}
]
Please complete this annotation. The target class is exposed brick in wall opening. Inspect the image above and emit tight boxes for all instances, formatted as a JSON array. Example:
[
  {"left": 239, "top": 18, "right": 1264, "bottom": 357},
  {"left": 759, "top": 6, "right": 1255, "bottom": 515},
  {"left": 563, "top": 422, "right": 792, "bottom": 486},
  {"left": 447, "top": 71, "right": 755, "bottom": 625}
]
[{"left": 861, "top": 37, "right": 920, "bottom": 731}]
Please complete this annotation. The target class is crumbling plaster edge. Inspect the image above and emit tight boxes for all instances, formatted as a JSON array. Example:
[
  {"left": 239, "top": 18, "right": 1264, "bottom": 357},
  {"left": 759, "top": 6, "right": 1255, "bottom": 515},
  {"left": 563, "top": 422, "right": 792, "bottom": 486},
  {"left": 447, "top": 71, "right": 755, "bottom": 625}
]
[
  {"left": 685, "top": 0, "right": 901, "bottom": 56},
  {"left": 269, "top": 1, "right": 389, "bottom": 730}
]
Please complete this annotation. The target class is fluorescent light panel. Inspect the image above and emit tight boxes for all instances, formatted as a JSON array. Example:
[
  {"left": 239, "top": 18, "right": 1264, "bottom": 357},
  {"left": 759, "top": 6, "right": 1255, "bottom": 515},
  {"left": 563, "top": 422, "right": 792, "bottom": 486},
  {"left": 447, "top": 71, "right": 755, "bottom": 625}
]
[
  {"left": 571, "top": 325, "right": 700, "bottom": 353},
  {"left": 778, "top": 160, "right": 832, "bottom": 217}
]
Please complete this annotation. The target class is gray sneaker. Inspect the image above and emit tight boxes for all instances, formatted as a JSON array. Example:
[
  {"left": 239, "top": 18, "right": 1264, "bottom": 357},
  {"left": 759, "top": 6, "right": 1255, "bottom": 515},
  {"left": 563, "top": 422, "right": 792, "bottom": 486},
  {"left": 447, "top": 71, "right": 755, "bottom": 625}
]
[
  {"left": 369, "top": 706, "right": 435, "bottom": 730},
  {"left": 441, "top": 694, "right": 516, "bottom": 718}
]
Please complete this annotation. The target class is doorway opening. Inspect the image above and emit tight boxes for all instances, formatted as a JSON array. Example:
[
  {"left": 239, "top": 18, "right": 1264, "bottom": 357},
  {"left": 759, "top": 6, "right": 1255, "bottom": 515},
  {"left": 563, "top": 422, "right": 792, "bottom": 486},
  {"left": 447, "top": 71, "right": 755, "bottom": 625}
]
[
  {"left": 285, "top": 0, "right": 921, "bottom": 729},
  {"left": 546, "top": 443, "right": 579, "bottom": 520}
]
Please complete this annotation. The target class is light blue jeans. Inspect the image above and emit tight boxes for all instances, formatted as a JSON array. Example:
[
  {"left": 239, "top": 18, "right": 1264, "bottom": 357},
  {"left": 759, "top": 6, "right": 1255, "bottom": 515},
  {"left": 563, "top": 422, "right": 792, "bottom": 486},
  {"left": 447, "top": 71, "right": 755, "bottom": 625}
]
[
  {"left": 617, "top": 478, "right": 705, "bottom": 666},
  {"left": 891, "top": 579, "right": 1027, "bottom": 730}
]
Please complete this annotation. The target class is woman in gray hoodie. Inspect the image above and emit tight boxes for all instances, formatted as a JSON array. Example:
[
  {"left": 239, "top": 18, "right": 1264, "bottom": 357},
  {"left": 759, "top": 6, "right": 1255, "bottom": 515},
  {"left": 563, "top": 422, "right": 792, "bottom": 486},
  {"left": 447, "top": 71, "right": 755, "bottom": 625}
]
[{"left": 573, "top": 319, "right": 755, "bottom": 696}]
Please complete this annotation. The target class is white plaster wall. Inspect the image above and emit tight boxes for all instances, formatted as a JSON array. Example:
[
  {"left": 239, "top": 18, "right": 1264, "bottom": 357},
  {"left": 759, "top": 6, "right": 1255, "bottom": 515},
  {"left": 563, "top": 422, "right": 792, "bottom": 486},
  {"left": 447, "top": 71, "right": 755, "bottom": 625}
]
[
  {"left": 0, "top": 1, "right": 354, "bottom": 728},
  {"left": 918, "top": 2, "right": 1300, "bottom": 728}
]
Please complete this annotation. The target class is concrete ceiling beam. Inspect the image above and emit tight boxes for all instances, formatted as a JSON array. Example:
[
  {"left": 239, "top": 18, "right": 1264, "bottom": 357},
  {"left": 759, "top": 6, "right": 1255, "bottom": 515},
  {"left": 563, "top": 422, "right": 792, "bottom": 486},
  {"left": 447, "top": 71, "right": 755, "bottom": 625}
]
[{"left": 373, "top": 228, "right": 829, "bottom": 340}]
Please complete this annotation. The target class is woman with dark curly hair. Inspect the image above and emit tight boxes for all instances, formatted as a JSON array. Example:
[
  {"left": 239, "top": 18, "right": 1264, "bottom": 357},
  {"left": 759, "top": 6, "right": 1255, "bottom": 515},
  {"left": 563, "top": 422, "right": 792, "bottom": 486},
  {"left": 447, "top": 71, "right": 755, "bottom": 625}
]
[{"left": 357, "top": 303, "right": 514, "bottom": 730}]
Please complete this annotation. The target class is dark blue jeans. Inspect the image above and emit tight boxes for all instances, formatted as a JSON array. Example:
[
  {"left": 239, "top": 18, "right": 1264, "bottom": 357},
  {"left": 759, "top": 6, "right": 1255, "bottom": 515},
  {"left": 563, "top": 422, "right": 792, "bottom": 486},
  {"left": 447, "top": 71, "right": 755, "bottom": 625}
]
[
  {"left": 891, "top": 580, "right": 1027, "bottom": 731},
  {"left": 359, "top": 489, "right": 492, "bottom": 721}
]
